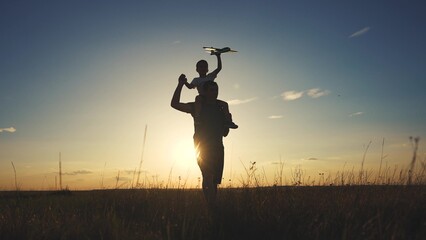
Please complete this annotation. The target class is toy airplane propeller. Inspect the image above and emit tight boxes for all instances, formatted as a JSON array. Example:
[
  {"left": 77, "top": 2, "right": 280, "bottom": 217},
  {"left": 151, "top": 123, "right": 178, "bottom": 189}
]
[{"left": 203, "top": 46, "right": 238, "bottom": 55}]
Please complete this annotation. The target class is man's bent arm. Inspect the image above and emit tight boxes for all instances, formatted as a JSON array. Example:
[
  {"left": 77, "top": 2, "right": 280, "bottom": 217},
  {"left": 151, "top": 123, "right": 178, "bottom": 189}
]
[{"left": 171, "top": 74, "right": 192, "bottom": 113}]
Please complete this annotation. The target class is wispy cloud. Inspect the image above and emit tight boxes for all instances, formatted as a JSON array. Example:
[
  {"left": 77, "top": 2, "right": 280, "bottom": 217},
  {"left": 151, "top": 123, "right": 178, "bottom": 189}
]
[
  {"left": 307, "top": 88, "right": 330, "bottom": 98},
  {"left": 281, "top": 88, "right": 330, "bottom": 101},
  {"left": 172, "top": 40, "right": 181, "bottom": 45},
  {"left": 349, "top": 112, "right": 364, "bottom": 117},
  {"left": 281, "top": 91, "right": 304, "bottom": 101},
  {"left": 349, "top": 27, "right": 371, "bottom": 38},
  {"left": 63, "top": 170, "right": 92, "bottom": 176},
  {"left": 228, "top": 97, "right": 257, "bottom": 105},
  {"left": 305, "top": 157, "right": 318, "bottom": 161},
  {"left": 0, "top": 127, "right": 16, "bottom": 133},
  {"left": 268, "top": 115, "right": 283, "bottom": 119}
]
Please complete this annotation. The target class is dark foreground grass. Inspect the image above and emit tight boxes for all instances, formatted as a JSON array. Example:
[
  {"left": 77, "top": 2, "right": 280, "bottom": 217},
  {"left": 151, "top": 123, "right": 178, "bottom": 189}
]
[{"left": 0, "top": 186, "right": 425, "bottom": 240}]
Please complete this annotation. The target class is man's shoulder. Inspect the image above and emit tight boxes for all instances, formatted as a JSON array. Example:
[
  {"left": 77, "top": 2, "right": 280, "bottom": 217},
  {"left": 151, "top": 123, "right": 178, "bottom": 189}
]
[{"left": 216, "top": 99, "right": 226, "bottom": 104}]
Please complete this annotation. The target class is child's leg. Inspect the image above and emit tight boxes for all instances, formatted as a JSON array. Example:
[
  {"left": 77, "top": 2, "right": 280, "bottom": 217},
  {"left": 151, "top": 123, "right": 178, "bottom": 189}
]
[
  {"left": 218, "top": 100, "right": 238, "bottom": 129},
  {"left": 219, "top": 101, "right": 231, "bottom": 121}
]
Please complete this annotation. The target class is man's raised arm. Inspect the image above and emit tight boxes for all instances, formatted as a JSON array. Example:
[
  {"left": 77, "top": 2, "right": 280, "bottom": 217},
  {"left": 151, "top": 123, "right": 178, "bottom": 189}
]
[{"left": 171, "top": 74, "right": 192, "bottom": 113}]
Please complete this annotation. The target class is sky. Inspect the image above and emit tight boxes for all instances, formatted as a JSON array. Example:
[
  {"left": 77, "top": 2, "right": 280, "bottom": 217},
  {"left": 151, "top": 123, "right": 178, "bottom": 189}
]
[{"left": 1, "top": 0, "right": 426, "bottom": 190}]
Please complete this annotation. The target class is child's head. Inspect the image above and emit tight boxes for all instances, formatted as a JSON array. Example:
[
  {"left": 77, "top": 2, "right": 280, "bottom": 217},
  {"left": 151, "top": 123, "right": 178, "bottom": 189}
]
[{"left": 196, "top": 60, "right": 208, "bottom": 76}]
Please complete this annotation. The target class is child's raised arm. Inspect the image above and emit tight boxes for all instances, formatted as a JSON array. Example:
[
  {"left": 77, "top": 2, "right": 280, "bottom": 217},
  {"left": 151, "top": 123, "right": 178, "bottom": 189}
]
[{"left": 209, "top": 53, "right": 222, "bottom": 78}]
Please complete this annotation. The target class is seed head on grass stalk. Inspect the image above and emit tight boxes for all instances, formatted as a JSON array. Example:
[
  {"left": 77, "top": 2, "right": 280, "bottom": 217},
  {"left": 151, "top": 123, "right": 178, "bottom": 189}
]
[
  {"left": 11, "top": 161, "right": 18, "bottom": 191},
  {"left": 407, "top": 136, "right": 420, "bottom": 185},
  {"left": 115, "top": 170, "right": 120, "bottom": 189},
  {"left": 239, "top": 160, "right": 258, "bottom": 187}
]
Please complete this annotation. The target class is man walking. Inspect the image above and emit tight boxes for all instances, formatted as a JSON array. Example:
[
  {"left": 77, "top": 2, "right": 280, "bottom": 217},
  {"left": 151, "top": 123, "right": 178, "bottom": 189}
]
[{"left": 171, "top": 74, "right": 230, "bottom": 208}]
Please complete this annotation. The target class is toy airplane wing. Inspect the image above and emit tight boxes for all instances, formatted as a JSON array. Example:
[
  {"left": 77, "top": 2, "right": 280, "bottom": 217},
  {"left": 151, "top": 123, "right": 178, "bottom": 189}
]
[
  {"left": 203, "top": 46, "right": 238, "bottom": 55},
  {"left": 203, "top": 47, "right": 218, "bottom": 52}
]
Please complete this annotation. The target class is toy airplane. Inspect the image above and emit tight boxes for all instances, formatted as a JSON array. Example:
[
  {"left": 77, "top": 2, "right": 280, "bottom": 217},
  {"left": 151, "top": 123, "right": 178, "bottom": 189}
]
[{"left": 203, "top": 46, "right": 238, "bottom": 55}]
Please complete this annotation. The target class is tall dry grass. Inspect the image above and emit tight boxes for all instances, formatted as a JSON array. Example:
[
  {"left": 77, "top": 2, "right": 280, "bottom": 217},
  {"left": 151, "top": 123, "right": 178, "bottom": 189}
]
[{"left": 0, "top": 185, "right": 424, "bottom": 239}]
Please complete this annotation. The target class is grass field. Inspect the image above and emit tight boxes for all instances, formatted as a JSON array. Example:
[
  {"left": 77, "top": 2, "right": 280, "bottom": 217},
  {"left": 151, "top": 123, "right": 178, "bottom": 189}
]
[{"left": 0, "top": 185, "right": 425, "bottom": 240}]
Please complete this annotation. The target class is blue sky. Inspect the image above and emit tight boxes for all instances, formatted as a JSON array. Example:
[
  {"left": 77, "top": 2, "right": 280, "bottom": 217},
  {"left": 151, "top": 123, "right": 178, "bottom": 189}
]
[{"left": 1, "top": 1, "right": 425, "bottom": 189}]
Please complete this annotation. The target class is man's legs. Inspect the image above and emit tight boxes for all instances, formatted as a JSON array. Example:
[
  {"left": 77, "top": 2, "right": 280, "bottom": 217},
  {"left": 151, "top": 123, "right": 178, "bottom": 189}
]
[
  {"left": 202, "top": 174, "right": 217, "bottom": 209},
  {"left": 198, "top": 144, "right": 224, "bottom": 209}
]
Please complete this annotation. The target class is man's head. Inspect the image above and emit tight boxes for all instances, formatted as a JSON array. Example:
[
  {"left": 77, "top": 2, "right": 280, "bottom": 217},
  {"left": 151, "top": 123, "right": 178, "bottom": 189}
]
[
  {"left": 203, "top": 81, "right": 218, "bottom": 100},
  {"left": 196, "top": 60, "right": 208, "bottom": 76}
]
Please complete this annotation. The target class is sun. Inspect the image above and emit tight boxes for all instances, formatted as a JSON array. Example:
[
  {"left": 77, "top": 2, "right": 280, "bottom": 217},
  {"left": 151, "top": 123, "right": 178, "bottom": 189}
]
[{"left": 171, "top": 139, "right": 198, "bottom": 168}]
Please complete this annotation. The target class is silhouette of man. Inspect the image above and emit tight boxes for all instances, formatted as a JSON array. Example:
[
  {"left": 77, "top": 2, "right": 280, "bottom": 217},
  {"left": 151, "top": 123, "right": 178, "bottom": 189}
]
[{"left": 171, "top": 74, "right": 229, "bottom": 208}]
